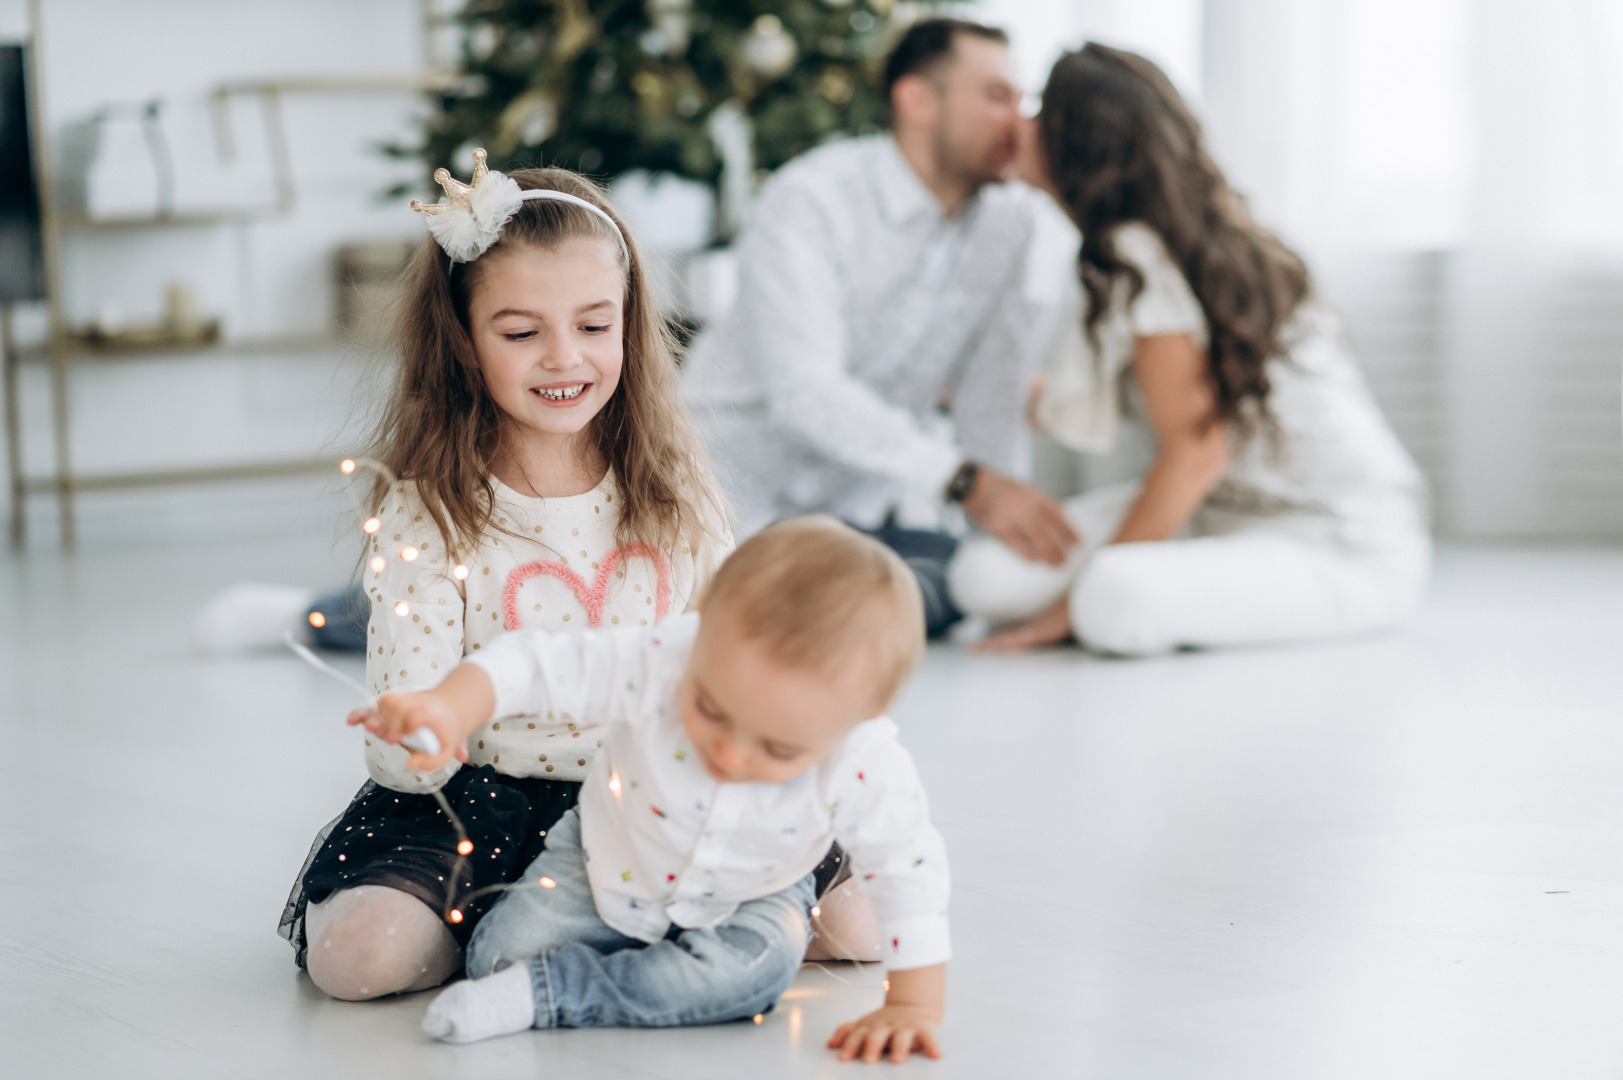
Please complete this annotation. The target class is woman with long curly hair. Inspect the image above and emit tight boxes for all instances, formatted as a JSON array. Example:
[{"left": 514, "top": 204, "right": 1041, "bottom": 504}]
[{"left": 948, "top": 43, "right": 1430, "bottom": 655}]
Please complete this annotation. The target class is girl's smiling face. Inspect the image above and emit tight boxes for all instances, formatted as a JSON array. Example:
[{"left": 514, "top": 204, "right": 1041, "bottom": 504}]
[{"left": 466, "top": 237, "right": 626, "bottom": 447}]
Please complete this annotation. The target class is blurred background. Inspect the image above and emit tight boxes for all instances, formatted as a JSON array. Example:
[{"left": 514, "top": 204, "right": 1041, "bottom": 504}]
[{"left": 2, "top": 0, "right": 1620, "bottom": 552}]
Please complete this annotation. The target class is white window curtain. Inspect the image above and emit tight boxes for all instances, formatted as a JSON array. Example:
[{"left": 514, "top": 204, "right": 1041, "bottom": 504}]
[
  {"left": 1201, "top": 0, "right": 1623, "bottom": 538},
  {"left": 998, "top": 0, "right": 1623, "bottom": 538}
]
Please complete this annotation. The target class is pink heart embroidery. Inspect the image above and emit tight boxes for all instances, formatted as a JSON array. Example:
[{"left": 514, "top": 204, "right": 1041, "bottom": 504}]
[{"left": 502, "top": 543, "right": 672, "bottom": 630}]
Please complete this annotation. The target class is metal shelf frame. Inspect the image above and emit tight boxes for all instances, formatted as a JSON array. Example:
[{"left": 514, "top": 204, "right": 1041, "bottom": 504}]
[{"left": 3, "top": 0, "right": 452, "bottom": 550}]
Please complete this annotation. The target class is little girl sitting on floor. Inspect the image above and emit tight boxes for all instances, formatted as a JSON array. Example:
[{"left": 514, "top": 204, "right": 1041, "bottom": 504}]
[{"left": 278, "top": 155, "right": 731, "bottom": 1001}]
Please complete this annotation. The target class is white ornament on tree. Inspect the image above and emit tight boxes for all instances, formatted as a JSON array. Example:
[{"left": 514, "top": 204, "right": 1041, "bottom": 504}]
[
  {"left": 742, "top": 15, "right": 797, "bottom": 79},
  {"left": 646, "top": 0, "right": 692, "bottom": 58}
]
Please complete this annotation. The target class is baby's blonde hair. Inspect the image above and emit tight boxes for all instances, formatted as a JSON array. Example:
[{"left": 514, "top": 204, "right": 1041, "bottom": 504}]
[{"left": 703, "top": 516, "right": 925, "bottom": 713}]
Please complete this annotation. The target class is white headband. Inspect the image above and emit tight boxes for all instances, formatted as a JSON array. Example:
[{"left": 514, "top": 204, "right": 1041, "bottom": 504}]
[{"left": 410, "top": 149, "right": 628, "bottom": 265}]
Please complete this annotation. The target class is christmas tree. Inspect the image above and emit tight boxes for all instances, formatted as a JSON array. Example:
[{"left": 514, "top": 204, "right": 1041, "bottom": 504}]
[{"left": 404, "top": 0, "right": 914, "bottom": 226}]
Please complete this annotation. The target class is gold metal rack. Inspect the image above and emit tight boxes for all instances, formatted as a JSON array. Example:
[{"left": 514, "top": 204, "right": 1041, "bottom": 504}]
[{"left": 4, "top": 0, "right": 454, "bottom": 549}]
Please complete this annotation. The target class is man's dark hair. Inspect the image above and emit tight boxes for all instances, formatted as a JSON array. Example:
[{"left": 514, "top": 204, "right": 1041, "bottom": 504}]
[{"left": 881, "top": 17, "right": 1009, "bottom": 109}]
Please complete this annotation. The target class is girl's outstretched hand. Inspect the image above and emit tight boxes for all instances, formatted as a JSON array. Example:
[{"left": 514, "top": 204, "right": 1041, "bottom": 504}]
[{"left": 827, "top": 1003, "right": 943, "bottom": 1064}]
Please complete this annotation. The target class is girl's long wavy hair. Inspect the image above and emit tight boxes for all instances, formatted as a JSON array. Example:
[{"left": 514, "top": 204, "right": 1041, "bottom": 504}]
[
  {"left": 362, "top": 167, "right": 725, "bottom": 559},
  {"left": 1039, "top": 43, "right": 1311, "bottom": 432}
]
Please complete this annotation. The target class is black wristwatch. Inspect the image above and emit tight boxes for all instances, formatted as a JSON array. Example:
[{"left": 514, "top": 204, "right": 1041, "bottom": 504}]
[{"left": 944, "top": 460, "right": 980, "bottom": 503}]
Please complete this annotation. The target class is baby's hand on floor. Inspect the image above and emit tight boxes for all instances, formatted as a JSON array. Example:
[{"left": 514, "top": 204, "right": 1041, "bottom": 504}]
[{"left": 827, "top": 1003, "right": 943, "bottom": 1064}]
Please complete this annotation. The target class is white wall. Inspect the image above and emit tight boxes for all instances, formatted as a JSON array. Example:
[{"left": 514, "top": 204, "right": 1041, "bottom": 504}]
[
  {"left": 980, "top": 0, "right": 1203, "bottom": 99},
  {"left": 1, "top": 0, "right": 432, "bottom": 545},
  {"left": 1198, "top": 0, "right": 1623, "bottom": 539}
]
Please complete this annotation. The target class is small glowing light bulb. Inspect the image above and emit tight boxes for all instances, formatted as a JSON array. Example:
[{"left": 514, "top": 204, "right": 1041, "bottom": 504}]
[
  {"left": 448, "top": 909, "right": 464, "bottom": 924},
  {"left": 457, "top": 839, "right": 474, "bottom": 856},
  {"left": 810, "top": 905, "right": 821, "bottom": 918},
  {"left": 363, "top": 517, "right": 381, "bottom": 534},
  {"left": 308, "top": 611, "right": 327, "bottom": 629},
  {"left": 753, "top": 1014, "right": 764, "bottom": 1025},
  {"left": 400, "top": 546, "right": 420, "bottom": 562},
  {"left": 882, "top": 979, "right": 891, "bottom": 992},
  {"left": 539, "top": 876, "right": 557, "bottom": 889},
  {"left": 452, "top": 564, "right": 470, "bottom": 580},
  {"left": 369, "top": 555, "right": 386, "bottom": 573},
  {"left": 394, "top": 601, "right": 410, "bottom": 617},
  {"left": 340, "top": 459, "right": 357, "bottom": 475},
  {"left": 608, "top": 772, "right": 621, "bottom": 795}
]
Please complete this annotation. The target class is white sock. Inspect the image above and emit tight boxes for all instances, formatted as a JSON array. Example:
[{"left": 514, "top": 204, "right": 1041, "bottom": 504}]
[
  {"left": 190, "top": 582, "right": 317, "bottom": 654},
  {"left": 422, "top": 961, "right": 536, "bottom": 1044}
]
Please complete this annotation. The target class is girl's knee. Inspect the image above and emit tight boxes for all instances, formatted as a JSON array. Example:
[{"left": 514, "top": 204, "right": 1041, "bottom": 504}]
[
  {"left": 305, "top": 886, "right": 459, "bottom": 1000},
  {"left": 807, "top": 880, "right": 881, "bottom": 962}
]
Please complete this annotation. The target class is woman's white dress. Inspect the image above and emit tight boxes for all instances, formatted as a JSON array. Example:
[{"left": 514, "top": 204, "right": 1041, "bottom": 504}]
[{"left": 948, "top": 222, "right": 1431, "bottom": 654}]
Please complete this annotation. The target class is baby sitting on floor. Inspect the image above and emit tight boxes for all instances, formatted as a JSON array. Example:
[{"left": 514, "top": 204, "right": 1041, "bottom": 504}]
[{"left": 355, "top": 516, "right": 951, "bottom": 1064}]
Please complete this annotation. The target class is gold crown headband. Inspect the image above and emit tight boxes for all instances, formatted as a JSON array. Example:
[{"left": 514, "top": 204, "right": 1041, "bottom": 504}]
[{"left": 411, "top": 148, "right": 628, "bottom": 264}]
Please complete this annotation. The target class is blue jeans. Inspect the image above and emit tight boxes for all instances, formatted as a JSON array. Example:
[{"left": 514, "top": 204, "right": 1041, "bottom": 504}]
[
  {"left": 306, "top": 586, "right": 369, "bottom": 651},
  {"left": 465, "top": 808, "right": 814, "bottom": 1028},
  {"left": 858, "top": 521, "right": 962, "bottom": 639}
]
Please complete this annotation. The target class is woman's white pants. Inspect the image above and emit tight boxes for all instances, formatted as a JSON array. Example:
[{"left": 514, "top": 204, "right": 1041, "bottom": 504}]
[{"left": 946, "top": 484, "right": 1430, "bottom": 656}]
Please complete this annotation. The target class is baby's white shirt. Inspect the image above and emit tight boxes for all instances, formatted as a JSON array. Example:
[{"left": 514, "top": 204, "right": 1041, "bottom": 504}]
[
  {"left": 469, "top": 613, "right": 952, "bottom": 971},
  {"left": 363, "top": 473, "right": 730, "bottom": 792}
]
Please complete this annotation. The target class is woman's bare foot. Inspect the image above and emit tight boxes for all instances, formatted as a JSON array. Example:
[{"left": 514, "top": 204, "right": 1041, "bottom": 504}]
[{"left": 971, "top": 597, "right": 1075, "bottom": 653}]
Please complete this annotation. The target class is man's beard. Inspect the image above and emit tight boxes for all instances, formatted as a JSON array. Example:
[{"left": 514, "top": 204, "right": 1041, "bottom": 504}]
[{"left": 934, "top": 127, "right": 1010, "bottom": 192}]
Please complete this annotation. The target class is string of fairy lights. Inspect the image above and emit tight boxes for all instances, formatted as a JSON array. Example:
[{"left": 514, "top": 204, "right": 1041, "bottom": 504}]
[{"left": 288, "top": 458, "right": 880, "bottom": 974}]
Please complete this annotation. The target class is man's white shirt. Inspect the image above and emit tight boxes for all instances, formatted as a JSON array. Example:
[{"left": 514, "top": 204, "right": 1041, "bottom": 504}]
[
  {"left": 684, "top": 134, "right": 1052, "bottom": 534},
  {"left": 469, "top": 613, "right": 952, "bottom": 970}
]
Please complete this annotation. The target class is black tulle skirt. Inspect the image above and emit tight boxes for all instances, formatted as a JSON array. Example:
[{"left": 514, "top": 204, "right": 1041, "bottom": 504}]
[
  {"left": 278, "top": 766, "right": 581, "bottom": 968},
  {"left": 278, "top": 767, "right": 851, "bottom": 970}
]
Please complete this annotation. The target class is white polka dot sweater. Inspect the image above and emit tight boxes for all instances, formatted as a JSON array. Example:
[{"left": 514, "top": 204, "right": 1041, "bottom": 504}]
[{"left": 362, "top": 472, "right": 731, "bottom": 793}]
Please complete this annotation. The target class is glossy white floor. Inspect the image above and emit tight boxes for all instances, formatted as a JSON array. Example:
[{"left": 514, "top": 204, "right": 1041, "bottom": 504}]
[{"left": 3, "top": 488, "right": 1621, "bottom": 1078}]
